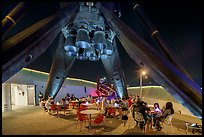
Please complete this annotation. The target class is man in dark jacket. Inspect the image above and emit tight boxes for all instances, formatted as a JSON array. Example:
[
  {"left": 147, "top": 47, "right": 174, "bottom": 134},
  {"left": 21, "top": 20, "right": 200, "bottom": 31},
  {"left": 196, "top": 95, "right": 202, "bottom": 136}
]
[{"left": 134, "top": 101, "right": 150, "bottom": 129}]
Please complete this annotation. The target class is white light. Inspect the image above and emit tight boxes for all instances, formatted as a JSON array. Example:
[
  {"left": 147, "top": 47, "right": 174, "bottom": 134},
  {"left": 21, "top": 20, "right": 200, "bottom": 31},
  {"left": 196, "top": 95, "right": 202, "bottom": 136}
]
[{"left": 114, "top": 103, "right": 118, "bottom": 107}]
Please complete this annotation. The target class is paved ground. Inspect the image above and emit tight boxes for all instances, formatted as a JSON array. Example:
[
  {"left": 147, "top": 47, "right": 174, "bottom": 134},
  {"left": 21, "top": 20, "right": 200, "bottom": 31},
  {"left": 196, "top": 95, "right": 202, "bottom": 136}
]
[{"left": 2, "top": 106, "right": 202, "bottom": 135}]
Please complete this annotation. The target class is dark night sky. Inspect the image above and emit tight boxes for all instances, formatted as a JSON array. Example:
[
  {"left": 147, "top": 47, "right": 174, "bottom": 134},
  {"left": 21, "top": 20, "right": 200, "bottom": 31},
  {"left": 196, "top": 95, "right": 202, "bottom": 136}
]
[{"left": 2, "top": 1, "right": 202, "bottom": 87}]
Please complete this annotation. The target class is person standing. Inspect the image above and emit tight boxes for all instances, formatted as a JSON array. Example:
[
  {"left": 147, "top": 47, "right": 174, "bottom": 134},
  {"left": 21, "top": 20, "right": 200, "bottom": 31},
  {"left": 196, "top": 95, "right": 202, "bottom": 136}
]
[
  {"left": 45, "top": 96, "right": 52, "bottom": 112},
  {"left": 118, "top": 97, "right": 129, "bottom": 120},
  {"left": 103, "top": 97, "right": 109, "bottom": 116},
  {"left": 38, "top": 91, "right": 43, "bottom": 106},
  {"left": 134, "top": 101, "right": 150, "bottom": 129}
]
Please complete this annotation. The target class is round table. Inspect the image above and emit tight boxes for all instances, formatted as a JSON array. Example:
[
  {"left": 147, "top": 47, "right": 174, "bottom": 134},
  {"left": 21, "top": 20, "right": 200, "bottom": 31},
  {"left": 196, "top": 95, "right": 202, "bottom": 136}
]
[
  {"left": 81, "top": 103, "right": 94, "bottom": 109},
  {"left": 148, "top": 105, "right": 154, "bottom": 108},
  {"left": 81, "top": 103, "right": 94, "bottom": 106},
  {"left": 80, "top": 110, "right": 101, "bottom": 129}
]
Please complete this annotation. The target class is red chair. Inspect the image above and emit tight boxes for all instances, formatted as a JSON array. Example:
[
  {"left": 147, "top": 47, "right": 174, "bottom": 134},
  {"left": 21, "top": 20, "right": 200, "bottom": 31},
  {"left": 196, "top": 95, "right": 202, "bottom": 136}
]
[
  {"left": 75, "top": 108, "right": 88, "bottom": 124},
  {"left": 91, "top": 113, "right": 105, "bottom": 133},
  {"left": 71, "top": 102, "right": 76, "bottom": 109},
  {"left": 91, "top": 99, "right": 96, "bottom": 104},
  {"left": 79, "top": 104, "right": 87, "bottom": 110},
  {"left": 50, "top": 104, "right": 58, "bottom": 115},
  {"left": 107, "top": 107, "right": 115, "bottom": 117},
  {"left": 76, "top": 109, "right": 89, "bottom": 131}
]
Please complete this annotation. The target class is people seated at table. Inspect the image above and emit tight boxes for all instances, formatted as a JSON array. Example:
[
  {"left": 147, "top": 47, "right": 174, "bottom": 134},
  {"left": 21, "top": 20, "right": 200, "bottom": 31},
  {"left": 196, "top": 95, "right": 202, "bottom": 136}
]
[{"left": 153, "top": 102, "right": 174, "bottom": 131}]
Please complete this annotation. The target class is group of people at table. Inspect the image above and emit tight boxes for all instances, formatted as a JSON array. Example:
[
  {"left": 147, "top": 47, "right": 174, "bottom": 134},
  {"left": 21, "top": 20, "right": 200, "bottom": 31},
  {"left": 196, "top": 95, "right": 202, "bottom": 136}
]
[
  {"left": 132, "top": 97, "right": 174, "bottom": 131},
  {"left": 41, "top": 94, "right": 174, "bottom": 131}
]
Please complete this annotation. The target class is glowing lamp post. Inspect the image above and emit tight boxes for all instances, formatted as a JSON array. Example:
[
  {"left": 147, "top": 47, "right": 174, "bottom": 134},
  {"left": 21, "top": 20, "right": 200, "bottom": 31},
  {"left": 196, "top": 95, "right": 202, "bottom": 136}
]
[{"left": 139, "top": 69, "right": 146, "bottom": 98}]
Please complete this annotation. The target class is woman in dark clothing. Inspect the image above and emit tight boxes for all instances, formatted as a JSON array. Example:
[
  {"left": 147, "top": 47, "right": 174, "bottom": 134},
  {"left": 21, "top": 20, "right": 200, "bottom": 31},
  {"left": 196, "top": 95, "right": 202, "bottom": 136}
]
[{"left": 153, "top": 102, "right": 174, "bottom": 130}]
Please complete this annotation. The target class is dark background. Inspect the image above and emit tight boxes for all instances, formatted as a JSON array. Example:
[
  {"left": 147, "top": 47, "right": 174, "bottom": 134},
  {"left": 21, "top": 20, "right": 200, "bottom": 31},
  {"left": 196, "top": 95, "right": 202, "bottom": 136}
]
[{"left": 2, "top": 1, "right": 202, "bottom": 87}]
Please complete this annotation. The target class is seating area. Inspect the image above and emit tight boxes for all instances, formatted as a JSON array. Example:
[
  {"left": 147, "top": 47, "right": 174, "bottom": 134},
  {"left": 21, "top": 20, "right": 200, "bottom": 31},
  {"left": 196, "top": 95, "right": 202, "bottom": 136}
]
[
  {"left": 2, "top": 88, "right": 202, "bottom": 135},
  {"left": 2, "top": 106, "right": 202, "bottom": 135}
]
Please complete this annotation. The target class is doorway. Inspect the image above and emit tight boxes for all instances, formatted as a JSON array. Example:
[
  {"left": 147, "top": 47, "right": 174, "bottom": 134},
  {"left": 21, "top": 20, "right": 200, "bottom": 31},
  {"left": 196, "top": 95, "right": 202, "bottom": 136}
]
[{"left": 27, "top": 85, "right": 35, "bottom": 105}]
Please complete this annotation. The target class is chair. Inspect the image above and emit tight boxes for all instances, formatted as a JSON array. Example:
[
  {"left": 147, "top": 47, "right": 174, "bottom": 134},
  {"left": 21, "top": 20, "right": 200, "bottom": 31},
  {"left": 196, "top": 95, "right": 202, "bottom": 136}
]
[
  {"left": 161, "top": 114, "right": 174, "bottom": 135},
  {"left": 76, "top": 111, "right": 89, "bottom": 132},
  {"left": 71, "top": 102, "right": 76, "bottom": 109},
  {"left": 107, "top": 107, "right": 115, "bottom": 117},
  {"left": 50, "top": 104, "right": 58, "bottom": 116},
  {"left": 91, "top": 113, "right": 105, "bottom": 133},
  {"left": 134, "top": 112, "right": 146, "bottom": 132},
  {"left": 75, "top": 108, "right": 88, "bottom": 128},
  {"left": 80, "top": 104, "right": 87, "bottom": 110},
  {"left": 91, "top": 99, "right": 96, "bottom": 104}
]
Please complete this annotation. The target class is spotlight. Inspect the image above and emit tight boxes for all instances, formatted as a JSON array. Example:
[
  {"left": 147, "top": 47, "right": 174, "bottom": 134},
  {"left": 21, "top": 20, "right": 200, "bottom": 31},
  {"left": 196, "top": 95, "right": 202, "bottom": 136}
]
[
  {"left": 77, "top": 48, "right": 87, "bottom": 60},
  {"left": 89, "top": 49, "right": 99, "bottom": 61},
  {"left": 85, "top": 45, "right": 94, "bottom": 57}
]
